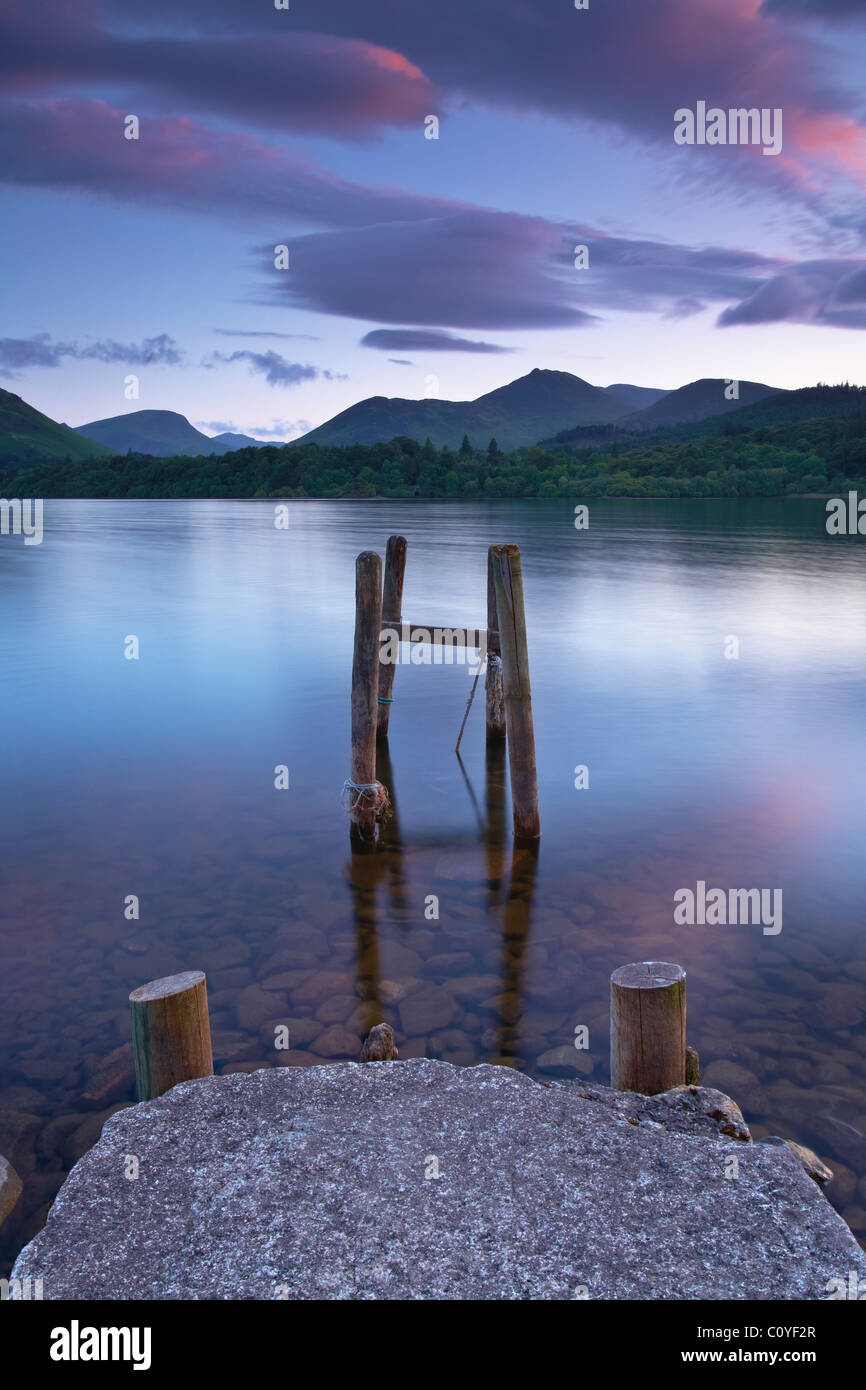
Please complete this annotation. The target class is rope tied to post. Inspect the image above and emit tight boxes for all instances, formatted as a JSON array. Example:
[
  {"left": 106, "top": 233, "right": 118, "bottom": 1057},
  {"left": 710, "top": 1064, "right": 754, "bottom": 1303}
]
[{"left": 340, "top": 778, "right": 390, "bottom": 818}]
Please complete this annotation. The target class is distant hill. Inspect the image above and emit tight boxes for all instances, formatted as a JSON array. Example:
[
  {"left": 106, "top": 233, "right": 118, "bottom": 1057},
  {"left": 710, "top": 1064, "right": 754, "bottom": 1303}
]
[
  {"left": 0, "top": 387, "right": 112, "bottom": 466},
  {"left": 688, "top": 383, "right": 866, "bottom": 436},
  {"left": 537, "top": 377, "right": 785, "bottom": 450},
  {"left": 209, "top": 431, "right": 284, "bottom": 451},
  {"left": 603, "top": 383, "right": 669, "bottom": 411},
  {"left": 538, "top": 381, "right": 866, "bottom": 453},
  {"left": 625, "top": 378, "right": 782, "bottom": 430},
  {"left": 296, "top": 368, "right": 633, "bottom": 452},
  {"left": 74, "top": 410, "right": 277, "bottom": 457}
]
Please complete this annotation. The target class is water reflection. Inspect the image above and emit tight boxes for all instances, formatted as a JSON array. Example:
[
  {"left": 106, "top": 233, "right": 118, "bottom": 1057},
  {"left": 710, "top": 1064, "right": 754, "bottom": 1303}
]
[{"left": 2, "top": 498, "right": 865, "bottom": 1273}]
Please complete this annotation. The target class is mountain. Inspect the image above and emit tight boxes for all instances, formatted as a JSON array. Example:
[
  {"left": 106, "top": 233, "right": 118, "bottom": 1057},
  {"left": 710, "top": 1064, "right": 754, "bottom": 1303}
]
[
  {"left": 209, "top": 431, "right": 285, "bottom": 450},
  {"left": 296, "top": 368, "right": 633, "bottom": 452},
  {"left": 625, "top": 378, "right": 783, "bottom": 430},
  {"left": 73, "top": 410, "right": 267, "bottom": 457},
  {"left": 604, "top": 383, "right": 669, "bottom": 411},
  {"left": 0, "top": 387, "right": 112, "bottom": 466},
  {"left": 687, "top": 383, "right": 866, "bottom": 435},
  {"left": 538, "top": 381, "right": 864, "bottom": 453}
]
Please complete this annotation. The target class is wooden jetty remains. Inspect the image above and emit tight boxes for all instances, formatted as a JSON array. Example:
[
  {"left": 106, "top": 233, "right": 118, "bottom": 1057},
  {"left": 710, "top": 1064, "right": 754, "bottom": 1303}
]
[
  {"left": 129, "top": 971, "right": 214, "bottom": 1102},
  {"left": 346, "top": 534, "right": 540, "bottom": 845},
  {"left": 610, "top": 962, "right": 687, "bottom": 1095}
]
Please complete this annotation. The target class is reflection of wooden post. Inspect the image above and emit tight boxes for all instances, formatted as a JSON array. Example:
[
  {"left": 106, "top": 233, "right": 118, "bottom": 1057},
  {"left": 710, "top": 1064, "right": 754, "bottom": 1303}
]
[
  {"left": 348, "top": 850, "right": 383, "bottom": 1039},
  {"left": 610, "top": 962, "right": 686, "bottom": 1095},
  {"left": 495, "top": 838, "right": 538, "bottom": 1063},
  {"left": 351, "top": 550, "right": 384, "bottom": 846},
  {"left": 485, "top": 548, "right": 505, "bottom": 741},
  {"left": 378, "top": 535, "right": 407, "bottom": 739},
  {"left": 484, "top": 733, "right": 507, "bottom": 897},
  {"left": 130, "top": 971, "right": 214, "bottom": 1101},
  {"left": 374, "top": 736, "right": 409, "bottom": 915},
  {"left": 490, "top": 544, "right": 540, "bottom": 840}
]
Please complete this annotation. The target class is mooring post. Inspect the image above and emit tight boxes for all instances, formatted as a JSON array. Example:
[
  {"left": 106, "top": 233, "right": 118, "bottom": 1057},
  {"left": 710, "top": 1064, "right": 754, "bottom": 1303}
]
[
  {"left": 490, "top": 543, "right": 540, "bottom": 839},
  {"left": 351, "top": 549, "right": 384, "bottom": 846},
  {"left": 485, "top": 547, "right": 506, "bottom": 741},
  {"left": 377, "top": 534, "right": 407, "bottom": 739},
  {"left": 610, "top": 961, "right": 686, "bottom": 1095},
  {"left": 129, "top": 970, "right": 214, "bottom": 1102}
]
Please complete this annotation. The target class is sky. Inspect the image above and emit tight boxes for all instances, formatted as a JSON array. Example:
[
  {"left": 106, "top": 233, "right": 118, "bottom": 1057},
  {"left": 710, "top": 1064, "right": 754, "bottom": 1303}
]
[{"left": 1, "top": 0, "right": 865, "bottom": 441}]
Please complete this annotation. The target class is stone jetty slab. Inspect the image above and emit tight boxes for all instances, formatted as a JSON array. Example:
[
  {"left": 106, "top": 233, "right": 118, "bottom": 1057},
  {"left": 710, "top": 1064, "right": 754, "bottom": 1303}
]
[{"left": 12, "top": 1059, "right": 866, "bottom": 1300}]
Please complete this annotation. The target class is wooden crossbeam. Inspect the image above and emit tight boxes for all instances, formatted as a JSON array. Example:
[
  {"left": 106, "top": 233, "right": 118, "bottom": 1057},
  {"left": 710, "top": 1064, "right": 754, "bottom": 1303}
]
[{"left": 380, "top": 621, "right": 487, "bottom": 648}]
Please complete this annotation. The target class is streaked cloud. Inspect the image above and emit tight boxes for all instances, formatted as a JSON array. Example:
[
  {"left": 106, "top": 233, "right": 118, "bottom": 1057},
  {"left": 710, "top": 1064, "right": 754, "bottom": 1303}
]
[
  {"left": 361, "top": 329, "right": 515, "bottom": 354},
  {"left": 0, "top": 332, "right": 182, "bottom": 377}
]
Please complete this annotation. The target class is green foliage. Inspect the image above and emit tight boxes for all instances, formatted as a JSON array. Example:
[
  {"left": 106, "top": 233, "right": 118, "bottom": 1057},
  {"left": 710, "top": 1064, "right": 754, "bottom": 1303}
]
[
  {"left": 3, "top": 409, "right": 866, "bottom": 500},
  {"left": 0, "top": 386, "right": 113, "bottom": 465}
]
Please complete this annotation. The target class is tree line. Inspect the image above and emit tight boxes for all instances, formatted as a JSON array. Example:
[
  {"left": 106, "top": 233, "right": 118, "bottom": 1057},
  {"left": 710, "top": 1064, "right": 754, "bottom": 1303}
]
[{"left": 2, "top": 411, "right": 865, "bottom": 499}]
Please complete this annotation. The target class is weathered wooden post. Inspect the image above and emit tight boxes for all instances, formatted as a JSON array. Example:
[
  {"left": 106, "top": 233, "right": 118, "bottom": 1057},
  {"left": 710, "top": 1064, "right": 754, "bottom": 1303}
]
[
  {"left": 490, "top": 544, "right": 540, "bottom": 839},
  {"left": 129, "top": 970, "right": 214, "bottom": 1102},
  {"left": 485, "top": 547, "right": 505, "bottom": 741},
  {"left": 350, "top": 549, "right": 385, "bottom": 846},
  {"left": 610, "top": 961, "right": 686, "bottom": 1095},
  {"left": 377, "top": 534, "right": 407, "bottom": 739}
]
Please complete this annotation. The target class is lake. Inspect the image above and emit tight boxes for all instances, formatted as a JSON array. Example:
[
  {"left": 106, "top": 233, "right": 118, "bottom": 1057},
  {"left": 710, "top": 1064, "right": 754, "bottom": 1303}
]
[{"left": 1, "top": 496, "right": 865, "bottom": 1271}]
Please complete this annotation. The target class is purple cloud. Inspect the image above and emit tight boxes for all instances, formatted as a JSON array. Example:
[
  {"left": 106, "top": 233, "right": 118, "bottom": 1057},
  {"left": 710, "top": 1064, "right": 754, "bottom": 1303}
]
[
  {"left": 718, "top": 259, "right": 866, "bottom": 327},
  {"left": 214, "top": 329, "right": 321, "bottom": 341},
  {"left": 0, "top": 97, "right": 798, "bottom": 334},
  {"left": 262, "top": 212, "right": 600, "bottom": 331},
  {"left": 0, "top": 97, "right": 465, "bottom": 230},
  {"left": 0, "top": 331, "right": 182, "bottom": 377},
  {"left": 361, "top": 329, "right": 515, "bottom": 354},
  {"left": 206, "top": 350, "right": 347, "bottom": 387},
  {"left": 1, "top": 6, "right": 438, "bottom": 139},
  {"left": 260, "top": 215, "right": 785, "bottom": 331},
  {"left": 0, "top": 334, "right": 72, "bottom": 373},
  {"left": 89, "top": 0, "right": 863, "bottom": 175}
]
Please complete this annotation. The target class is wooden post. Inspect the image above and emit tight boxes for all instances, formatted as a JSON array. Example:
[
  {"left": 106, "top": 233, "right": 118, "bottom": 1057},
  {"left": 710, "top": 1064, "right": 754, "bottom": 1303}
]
[
  {"left": 490, "top": 544, "right": 540, "bottom": 839},
  {"left": 351, "top": 549, "right": 384, "bottom": 846},
  {"left": 610, "top": 961, "right": 686, "bottom": 1095},
  {"left": 129, "top": 970, "right": 214, "bottom": 1102},
  {"left": 485, "top": 548, "right": 505, "bottom": 741},
  {"left": 377, "top": 535, "right": 407, "bottom": 739}
]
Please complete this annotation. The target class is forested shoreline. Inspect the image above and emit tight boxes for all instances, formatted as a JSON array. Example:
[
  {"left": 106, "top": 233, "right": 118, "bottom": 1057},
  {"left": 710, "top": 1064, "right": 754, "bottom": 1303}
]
[{"left": 2, "top": 410, "right": 865, "bottom": 499}]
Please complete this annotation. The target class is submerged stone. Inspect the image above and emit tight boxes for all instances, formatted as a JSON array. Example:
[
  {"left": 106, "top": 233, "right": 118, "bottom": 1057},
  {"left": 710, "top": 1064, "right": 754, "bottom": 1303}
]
[{"left": 0, "top": 1154, "right": 22, "bottom": 1227}]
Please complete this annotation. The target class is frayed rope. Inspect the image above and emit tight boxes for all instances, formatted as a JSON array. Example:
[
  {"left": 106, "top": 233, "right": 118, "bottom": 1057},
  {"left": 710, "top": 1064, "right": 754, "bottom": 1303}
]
[{"left": 340, "top": 778, "right": 390, "bottom": 818}]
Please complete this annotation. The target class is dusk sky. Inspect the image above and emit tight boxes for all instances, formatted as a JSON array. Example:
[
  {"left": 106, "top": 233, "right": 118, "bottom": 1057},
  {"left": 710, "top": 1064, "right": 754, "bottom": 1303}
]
[{"left": 2, "top": 0, "right": 866, "bottom": 441}]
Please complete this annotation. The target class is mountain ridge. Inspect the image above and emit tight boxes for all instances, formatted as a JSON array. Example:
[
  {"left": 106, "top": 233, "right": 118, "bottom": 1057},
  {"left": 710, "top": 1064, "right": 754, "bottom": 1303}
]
[
  {"left": 296, "top": 368, "right": 634, "bottom": 452},
  {"left": 73, "top": 410, "right": 277, "bottom": 458},
  {"left": 1, "top": 371, "right": 857, "bottom": 469}
]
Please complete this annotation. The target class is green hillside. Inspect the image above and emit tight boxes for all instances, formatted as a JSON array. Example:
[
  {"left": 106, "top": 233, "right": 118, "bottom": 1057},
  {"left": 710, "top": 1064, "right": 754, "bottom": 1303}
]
[{"left": 0, "top": 387, "right": 112, "bottom": 466}]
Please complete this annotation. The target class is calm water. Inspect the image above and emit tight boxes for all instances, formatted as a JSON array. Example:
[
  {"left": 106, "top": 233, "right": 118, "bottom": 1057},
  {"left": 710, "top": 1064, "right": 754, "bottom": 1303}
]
[{"left": 2, "top": 497, "right": 865, "bottom": 1270}]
